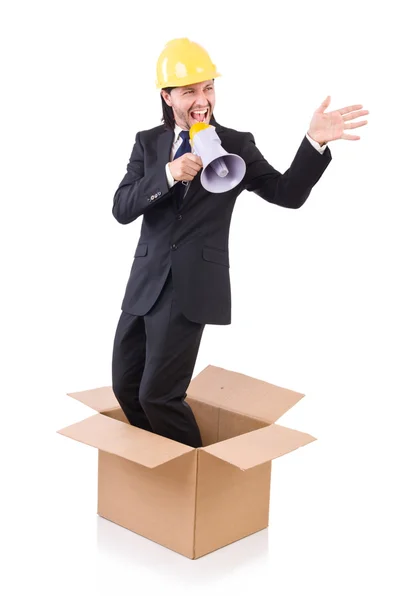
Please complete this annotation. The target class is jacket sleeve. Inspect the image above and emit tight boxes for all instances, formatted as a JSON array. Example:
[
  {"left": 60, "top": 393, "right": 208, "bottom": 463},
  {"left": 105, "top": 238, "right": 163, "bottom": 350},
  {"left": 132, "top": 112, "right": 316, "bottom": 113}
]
[
  {"left": 112, "top": 132, "right": 171, "bottom": 224},
  {"left": 240, "top": 132, "right": 332, "bottom": 209}
]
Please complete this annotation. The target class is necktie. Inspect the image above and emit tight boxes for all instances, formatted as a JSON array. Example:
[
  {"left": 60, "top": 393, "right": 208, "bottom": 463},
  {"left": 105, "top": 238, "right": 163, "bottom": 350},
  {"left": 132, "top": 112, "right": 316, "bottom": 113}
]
[
  {"left": 173, "top": 130, "right": 191, "bottom": 208},
  {"left": 173, "top": 130, "right": 190, "bottom": 160}
]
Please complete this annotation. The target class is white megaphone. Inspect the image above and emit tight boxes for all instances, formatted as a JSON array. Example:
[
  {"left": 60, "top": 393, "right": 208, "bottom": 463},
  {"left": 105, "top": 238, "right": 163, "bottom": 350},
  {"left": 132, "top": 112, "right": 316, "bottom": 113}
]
[{"left": 189, "top": 123, "right": 246, "bottom": 193}]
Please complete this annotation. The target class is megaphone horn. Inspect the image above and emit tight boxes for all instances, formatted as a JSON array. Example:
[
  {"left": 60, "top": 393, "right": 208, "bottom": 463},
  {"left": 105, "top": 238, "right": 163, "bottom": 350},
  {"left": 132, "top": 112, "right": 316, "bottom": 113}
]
[{"left": 189, "top": 124, "right": 246, "bottom": 193}]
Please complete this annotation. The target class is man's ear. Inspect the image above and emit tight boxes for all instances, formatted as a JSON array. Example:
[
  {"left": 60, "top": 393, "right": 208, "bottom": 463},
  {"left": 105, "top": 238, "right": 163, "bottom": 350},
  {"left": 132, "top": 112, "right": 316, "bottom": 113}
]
[{"left": 161, "top": 90, "right": 172, "bottom": 107}]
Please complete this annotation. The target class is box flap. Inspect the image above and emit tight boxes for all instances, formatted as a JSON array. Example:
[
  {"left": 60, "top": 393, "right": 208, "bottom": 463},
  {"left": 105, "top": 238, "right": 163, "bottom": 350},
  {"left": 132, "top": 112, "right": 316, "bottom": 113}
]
[
  {"left": 57, "top": 413, "right": 194, "bottom": 468},
  {"left": 67, "top": 386, "right": 119, "bottom": 413},
  {"left": 201, "top": 424, "right": 316, "bottom": 471},
  {"left": 187, "top": 365, "right": 305, "bottom": 423}
]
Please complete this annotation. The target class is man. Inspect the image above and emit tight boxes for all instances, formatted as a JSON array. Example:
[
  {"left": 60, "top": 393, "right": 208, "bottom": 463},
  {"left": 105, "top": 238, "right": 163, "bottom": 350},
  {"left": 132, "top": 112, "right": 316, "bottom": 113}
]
[{"left": 111, "top": 38, "right": 369, "bottom": 448}]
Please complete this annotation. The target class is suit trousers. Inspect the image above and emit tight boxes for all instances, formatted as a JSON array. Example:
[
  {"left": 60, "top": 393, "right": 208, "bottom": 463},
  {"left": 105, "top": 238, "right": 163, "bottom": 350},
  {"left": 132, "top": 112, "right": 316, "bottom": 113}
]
[{"left": 111, "top": 268, "right": 205, "bottom": 448}]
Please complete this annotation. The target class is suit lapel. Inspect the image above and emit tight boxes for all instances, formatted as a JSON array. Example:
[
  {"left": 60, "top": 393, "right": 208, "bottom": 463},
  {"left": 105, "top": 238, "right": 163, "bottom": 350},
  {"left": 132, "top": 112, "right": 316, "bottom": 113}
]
[{"left": 157, "top": 127, "right": 174, "bottom": 168}]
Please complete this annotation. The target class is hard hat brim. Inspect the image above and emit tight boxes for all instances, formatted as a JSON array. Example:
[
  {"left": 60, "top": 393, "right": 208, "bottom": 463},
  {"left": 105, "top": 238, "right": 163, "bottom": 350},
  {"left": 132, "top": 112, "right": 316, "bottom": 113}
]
[{"left": 156, "top": 71, "right": 221, "bottom": 90}]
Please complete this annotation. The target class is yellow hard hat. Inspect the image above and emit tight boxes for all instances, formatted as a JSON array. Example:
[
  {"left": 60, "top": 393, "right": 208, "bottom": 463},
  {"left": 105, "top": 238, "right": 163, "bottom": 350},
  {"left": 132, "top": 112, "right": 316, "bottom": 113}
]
[{"left": 155, "top": 38, "right": 221, "bottom": 89}]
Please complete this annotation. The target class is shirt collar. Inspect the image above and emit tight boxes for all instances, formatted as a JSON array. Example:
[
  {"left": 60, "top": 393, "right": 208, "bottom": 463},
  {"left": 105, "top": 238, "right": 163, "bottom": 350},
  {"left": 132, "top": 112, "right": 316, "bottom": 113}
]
[{"left": 173, "top": 124, "right": 186, "bottom": 143}]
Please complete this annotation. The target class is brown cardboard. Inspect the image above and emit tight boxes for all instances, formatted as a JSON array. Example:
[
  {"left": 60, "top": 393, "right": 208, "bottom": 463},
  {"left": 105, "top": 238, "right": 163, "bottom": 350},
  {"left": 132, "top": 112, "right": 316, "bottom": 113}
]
[
  {"left": 58, "top": 413, "right": 193, "bottom": 468},
  {"left": 187, "top": 364, "right": 305, "bottom": 423},
  {"left": 58, "top": 364, "right": 316, "bottom": 559},
  {"left": 201, "top": 424, "right": 315, "bottom": 470}
]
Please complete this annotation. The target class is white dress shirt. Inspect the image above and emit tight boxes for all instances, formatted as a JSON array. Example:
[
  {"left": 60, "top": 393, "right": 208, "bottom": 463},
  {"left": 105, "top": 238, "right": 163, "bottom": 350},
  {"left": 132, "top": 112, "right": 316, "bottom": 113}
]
[{"left": 165, "top": 124, "right": 328, "bottom": 188}]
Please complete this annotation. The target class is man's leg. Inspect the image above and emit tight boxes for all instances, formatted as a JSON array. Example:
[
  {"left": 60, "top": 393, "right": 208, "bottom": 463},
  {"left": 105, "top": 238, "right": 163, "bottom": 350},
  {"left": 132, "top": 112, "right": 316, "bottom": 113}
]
[
  {"left": 139, "top": 271, "right": 205, "bottom": 448},
  {"left": 111, "top": 311, "right": 153, "bottom": 432}
]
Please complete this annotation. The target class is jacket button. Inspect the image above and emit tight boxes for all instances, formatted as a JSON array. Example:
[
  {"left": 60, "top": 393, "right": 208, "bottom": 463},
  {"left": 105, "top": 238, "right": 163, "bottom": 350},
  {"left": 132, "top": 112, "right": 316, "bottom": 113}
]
[
  {"left": 176, "top": 214, "right": 182, "bottom": 220},
  {"left": 171, "top": 243, "right": 177, "bottom": 250}
]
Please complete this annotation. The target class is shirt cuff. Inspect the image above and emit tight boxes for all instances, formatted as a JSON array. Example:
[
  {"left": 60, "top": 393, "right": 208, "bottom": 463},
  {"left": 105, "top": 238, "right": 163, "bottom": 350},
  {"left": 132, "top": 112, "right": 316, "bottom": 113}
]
[
  {"left": 306, "top": 132, "right": 328, "bottom": 154},
  {"left": 165, "top": 163, "right": 177, "bottom": 188}
]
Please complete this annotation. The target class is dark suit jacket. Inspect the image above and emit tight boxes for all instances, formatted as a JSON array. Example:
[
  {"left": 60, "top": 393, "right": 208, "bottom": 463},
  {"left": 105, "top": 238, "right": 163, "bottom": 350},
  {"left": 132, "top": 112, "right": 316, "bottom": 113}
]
[{"left": 112, "top": 118, "right": 332, "bottom": 325}]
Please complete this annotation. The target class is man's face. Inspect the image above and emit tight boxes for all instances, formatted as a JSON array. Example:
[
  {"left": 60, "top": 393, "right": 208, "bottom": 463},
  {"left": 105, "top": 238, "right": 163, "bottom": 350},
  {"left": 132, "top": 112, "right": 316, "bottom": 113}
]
[{"left": 161, "top": 80, "right": 215, "bottom": 130}]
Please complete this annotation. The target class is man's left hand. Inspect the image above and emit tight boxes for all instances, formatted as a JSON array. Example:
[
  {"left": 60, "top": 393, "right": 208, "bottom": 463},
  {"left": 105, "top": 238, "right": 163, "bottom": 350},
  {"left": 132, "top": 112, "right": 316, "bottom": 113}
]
[{"left": 307, "top": 96, "right": 369, "bottom": 145}]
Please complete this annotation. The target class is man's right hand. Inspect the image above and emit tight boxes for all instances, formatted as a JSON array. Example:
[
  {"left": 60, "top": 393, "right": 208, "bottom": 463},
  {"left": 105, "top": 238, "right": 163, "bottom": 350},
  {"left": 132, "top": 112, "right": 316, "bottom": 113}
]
[{"left": 168, "top": 154, "right": 203, "bottom": 182}]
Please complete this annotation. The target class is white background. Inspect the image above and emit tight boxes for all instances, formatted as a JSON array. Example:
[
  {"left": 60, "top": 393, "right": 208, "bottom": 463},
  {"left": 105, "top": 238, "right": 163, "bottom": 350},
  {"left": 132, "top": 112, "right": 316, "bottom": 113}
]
[{"left": 1, "top": 0, "right": 396, "bottom": 598}]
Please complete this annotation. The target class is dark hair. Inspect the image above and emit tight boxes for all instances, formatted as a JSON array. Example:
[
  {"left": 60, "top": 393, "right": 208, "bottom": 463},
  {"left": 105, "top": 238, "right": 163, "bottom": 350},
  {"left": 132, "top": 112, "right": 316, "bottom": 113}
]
[
  {"left": 160, "top": 80, "right": 216, "bottom": 130},
  {"left": 161, "top": 87, "right": 177, "bottom": 130}
]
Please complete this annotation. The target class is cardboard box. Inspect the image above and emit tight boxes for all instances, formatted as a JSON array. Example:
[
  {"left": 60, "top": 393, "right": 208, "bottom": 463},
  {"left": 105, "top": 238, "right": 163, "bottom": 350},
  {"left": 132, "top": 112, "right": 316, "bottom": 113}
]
[{"left": 57, "top": 365, "right": 315, "bottom": 559}]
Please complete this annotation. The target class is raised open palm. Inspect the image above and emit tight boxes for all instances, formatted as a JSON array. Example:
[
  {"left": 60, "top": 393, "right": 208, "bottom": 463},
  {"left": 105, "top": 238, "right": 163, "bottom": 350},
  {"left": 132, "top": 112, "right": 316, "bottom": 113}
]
[{"left": 308, "top": 96, "right": 369, "bottom": 144}]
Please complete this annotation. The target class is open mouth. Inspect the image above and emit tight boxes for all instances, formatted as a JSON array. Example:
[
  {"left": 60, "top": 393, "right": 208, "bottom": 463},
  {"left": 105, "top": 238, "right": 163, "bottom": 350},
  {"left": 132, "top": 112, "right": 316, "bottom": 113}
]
[{"left": 190, "top": 108, "right": 209, "bottom": 122}]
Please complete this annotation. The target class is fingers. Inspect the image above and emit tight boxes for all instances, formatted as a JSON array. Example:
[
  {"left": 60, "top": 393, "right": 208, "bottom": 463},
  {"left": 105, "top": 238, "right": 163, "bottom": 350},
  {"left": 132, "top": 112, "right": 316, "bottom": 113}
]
[
  {"left": 183, "top": 164, "right": 201, "bottom": 177},
  {"left": 169, "top": 153, "right": 203, "bottom": 181},
  {"left": 345, "top": 120, "right": 368, "bottom": 129},
  {"left": 343, "top": 109, "right": 370, "bottom": 122},
  {"left": 317, "top": 95, "right": 331, "bottom": 113},
  {"left": 171, "top": 153, "right": 203, "bottom": 180},
  {"left": 337, "top": 104, "right": 365, "bottom": 115},
  {"left": 182, "top": 156, "right": 202, "bottom": 175},
  {"left": 341, "top": 133, "right": 361, "bottom": 141},
  {"left": 173, "top": 154, "right": 202, "bottom": 170},
  {"left": 184, "top": 153, "right": 203, "bottom": 168}
]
